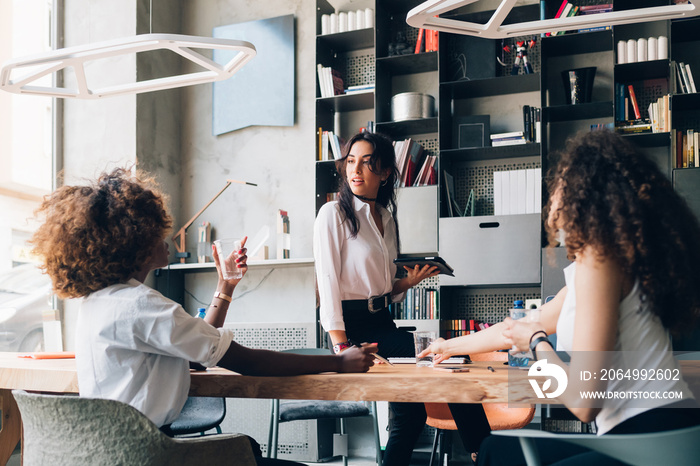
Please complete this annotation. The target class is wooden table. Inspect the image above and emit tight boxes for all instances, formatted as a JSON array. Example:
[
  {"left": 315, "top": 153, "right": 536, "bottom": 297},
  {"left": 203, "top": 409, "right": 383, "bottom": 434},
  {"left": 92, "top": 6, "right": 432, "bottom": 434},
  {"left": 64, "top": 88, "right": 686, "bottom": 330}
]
[{"left": 1, "top": 353, "right": 699, "bottom": 465}]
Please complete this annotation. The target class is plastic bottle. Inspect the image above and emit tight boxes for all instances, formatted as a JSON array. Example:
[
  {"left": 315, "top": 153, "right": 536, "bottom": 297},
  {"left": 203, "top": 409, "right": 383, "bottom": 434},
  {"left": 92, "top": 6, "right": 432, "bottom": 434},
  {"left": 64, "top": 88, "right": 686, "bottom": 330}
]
[
  {"left": 197, "top": 307, "right": 207, "bottom": 319},
  {"left": 508, "top": 300, "right": 530, "bottom": 367}
]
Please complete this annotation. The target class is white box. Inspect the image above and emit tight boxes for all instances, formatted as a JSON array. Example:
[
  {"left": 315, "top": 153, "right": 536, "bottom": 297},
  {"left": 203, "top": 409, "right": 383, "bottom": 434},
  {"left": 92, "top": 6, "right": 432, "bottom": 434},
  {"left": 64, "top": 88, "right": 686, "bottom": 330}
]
[
  {"left": 517, "top": 170, "right": 527, "bottom": 215},
  {"left": 494, "top": 171, "right": 502, "bottom": 216},
  {"left": 501, "top": 171, "right": 511, "bottom": 215},
  {"left": 526, "top": 169, "right": 536, "bottom": 214}
]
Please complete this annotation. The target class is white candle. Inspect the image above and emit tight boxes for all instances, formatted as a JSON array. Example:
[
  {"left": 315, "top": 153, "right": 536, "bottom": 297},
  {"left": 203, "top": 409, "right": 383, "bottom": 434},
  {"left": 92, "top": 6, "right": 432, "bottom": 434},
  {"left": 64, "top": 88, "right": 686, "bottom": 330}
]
[
  {"left": 356, "top": 9, "right": 365, "bottom": 29},
  {"left": 658, "top": 36, "right": 668, "bottom": 60},
  {"left": 637, "top": 38, "right": 648, "bottom": 62},
  {"left": 321, "top": 14, "right": 330, "bottom": 35},
  {"left": 348, "top": 11, "right": 356, "bottom": 31},
  {"left": 648, "top": 37, "right": 658, "bottom": 61},
  {"left": 330, "top": 13, "right": 338, "bottom": 34},
  {"left": 365, "top": 8, "right": 374, "bottom": 28},
  {"left": 338, "top": 12, "right": 348, "bottom": 33},
  {"left": 627, "top": 39, "right": 637, "bottom": 64},
  {"left": 617, "top": 40, "right": 627, "bottom": 64}
]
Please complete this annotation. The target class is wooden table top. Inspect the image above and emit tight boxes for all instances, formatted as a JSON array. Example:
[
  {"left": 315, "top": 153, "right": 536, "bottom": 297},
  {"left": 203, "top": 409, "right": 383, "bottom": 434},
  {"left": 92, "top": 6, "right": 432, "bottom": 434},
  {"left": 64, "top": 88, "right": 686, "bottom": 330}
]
[{"left": 2, "top": 352, "right": 699, "bottom": 404}]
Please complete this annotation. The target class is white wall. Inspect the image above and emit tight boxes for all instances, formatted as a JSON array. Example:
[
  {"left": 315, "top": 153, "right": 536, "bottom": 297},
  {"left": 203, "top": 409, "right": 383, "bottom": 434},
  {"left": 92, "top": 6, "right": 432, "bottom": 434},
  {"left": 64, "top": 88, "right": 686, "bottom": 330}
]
[{"left": 60, "top": 0, "right": 319, "bottom": 345}]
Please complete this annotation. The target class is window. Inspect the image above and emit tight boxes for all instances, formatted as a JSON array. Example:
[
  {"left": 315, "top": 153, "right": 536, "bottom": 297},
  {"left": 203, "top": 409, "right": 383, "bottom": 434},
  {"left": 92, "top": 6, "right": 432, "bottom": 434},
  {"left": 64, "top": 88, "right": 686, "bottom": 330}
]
[{"left": 0, "top": 0, "right": 58, "bottom": 352}]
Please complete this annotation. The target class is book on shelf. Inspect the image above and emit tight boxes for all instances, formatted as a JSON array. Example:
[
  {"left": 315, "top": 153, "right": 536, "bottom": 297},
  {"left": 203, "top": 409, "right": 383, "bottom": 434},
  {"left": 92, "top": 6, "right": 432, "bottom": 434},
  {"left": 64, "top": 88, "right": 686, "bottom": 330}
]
[
  {"left": 415, "top": 28, "right": 424, "bottom": 54},
  {"left": 685, "top": 63, "right": 697, "bottom": 93},
  {"left": 391, "top": 288, "right": 439, "bottom": 320},
  {"left": 627, "top": 85, "right": 642, "bottom": 120},
  {"left": 490, "top": 130, "right": 524, "bottom": 140},
  {"left": 492, "top": 137, "right": 527, "bottom": 147},
  {"left": 494, "top": 168, "right": 541, "bottom": 216},
  {"left": 676, "top": 129, "right": 699, "bottom": 168},
  {"left": 317, "top": 64, "right": 344, "bottom": 98},
  {"left": 413, "top": 155, "right": 437, "bottom": 187},
  {"left": 615, "top": 119, "right": 653, "bottom": 134},
  {"left": 318, "top": 130, "right": 343, "bottom": 161},
  {"left": 345, "top": 83, "right": 375, "bottom": 94},
  {"left": 394, "top": 138, "right": 429, "bottom": 187}
]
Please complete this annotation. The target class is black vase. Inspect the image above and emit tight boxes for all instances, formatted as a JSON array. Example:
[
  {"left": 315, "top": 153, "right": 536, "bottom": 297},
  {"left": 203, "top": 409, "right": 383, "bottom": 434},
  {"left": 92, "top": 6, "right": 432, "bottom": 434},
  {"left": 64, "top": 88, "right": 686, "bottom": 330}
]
[{"left": 561, "top": 67, "right": 596, "bottom": 105}]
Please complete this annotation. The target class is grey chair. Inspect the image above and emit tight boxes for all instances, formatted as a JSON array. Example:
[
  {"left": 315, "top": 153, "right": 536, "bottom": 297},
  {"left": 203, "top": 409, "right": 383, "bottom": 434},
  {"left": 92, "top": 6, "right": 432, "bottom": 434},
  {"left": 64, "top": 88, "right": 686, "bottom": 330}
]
[
  {"left": 12, "top": 389, "right": 256, "bottom": 466},
  {"left": 267, "top": 348, "right": 383, "bottom": 466},
  {"left": 168, "top": 396, "right": 226, "bottom": 436},
  {"left": 493, "top": 424, "right": 700, "bottom": 466}
]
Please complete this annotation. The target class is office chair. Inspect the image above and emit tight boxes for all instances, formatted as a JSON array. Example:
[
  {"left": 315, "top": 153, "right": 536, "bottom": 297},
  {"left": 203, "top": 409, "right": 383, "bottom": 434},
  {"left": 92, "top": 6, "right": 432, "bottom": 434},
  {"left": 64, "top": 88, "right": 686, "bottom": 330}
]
[
  {"left": 425, "top": 351, "right": 535, "bottom": 466},
  {"left": 11, "top": 389, "right": 255, "bottom": 466},
  {"left": 493, "top": 424, "right": 700, "bottom": 466},
  {"left": 267, "top": 348, "right": 382, "bottom": 466},
  {"left": 168, "top": 396, "right": 226, "bottom": 436}
]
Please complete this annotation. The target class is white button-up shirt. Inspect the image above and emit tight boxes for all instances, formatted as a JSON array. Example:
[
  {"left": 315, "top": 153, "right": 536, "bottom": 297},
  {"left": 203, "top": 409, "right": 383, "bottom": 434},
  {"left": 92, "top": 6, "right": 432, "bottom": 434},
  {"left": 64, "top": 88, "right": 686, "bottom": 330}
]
[
  {"left": 313, "top": 196, "right": 402, "bottom": 332},
  {"left": 76, "top": 279, "right": 234, "bottom": 427}
]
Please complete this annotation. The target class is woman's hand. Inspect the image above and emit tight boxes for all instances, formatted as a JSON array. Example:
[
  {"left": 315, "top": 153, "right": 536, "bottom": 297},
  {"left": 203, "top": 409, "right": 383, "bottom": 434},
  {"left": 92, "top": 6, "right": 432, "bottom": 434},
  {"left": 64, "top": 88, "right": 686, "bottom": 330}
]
[
  {"left": 417, "top": 337, "right": 452, "bottom": 364},
  {"left": 502, "top": 317, "right": 545, "bottom": 353},
  {"left": 338, "top": 343, "right": 378, "bottom": 373},
  {"left": 403, "top": 264, "right": 440, "bottom": 288},
  {"left": 212, "top": 236, "right": 248, "bottom": 287}
]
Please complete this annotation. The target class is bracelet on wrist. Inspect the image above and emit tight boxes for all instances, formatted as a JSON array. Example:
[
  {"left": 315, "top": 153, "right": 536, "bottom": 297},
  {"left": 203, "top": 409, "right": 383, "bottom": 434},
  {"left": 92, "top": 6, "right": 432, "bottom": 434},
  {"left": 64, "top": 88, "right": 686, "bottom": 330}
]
[
  {"left": 530, "top": 335, "right": 553, "bottom": 361},
  {"left": 333, "top": 341, "right": 351, "bottom": 354},
  {"left": 529, "top": 330, "right": 548, "bottom": 346}
]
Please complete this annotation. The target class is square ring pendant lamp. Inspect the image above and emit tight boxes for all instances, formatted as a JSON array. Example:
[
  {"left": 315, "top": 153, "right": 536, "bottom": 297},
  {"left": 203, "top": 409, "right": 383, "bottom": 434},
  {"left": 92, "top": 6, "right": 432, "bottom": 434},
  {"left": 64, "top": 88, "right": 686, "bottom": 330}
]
[
  {"left": 0, "top": 34, "right": 256, "bottom": 99},
  {"left": 406, "top": 0, "right": 700, "bottom": 39}
]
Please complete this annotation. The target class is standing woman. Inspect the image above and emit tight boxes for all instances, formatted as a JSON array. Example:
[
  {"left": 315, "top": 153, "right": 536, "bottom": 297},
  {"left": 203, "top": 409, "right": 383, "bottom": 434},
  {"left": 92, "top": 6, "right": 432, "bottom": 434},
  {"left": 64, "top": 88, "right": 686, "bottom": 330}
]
[{"left": 313, "top": 131, "right": 491, "bottom": 465}]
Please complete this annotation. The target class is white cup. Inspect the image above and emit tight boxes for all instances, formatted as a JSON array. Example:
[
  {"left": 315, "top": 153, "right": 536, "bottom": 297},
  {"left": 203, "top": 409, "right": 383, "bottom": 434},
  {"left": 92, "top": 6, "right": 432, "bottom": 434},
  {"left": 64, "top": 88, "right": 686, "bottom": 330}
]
[
  {"left": 414, "top": 330, "right": 437, "bottom": 367},
  {"left": 213, "top": 238, "right": 244, "bottom": 280}
]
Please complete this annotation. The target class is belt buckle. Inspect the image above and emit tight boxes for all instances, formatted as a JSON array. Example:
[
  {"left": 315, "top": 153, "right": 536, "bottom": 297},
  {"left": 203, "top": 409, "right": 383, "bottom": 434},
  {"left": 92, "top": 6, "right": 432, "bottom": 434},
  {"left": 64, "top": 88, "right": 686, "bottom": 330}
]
[{"left": 368, "top": 294, "right": 386, "bottom": 314}]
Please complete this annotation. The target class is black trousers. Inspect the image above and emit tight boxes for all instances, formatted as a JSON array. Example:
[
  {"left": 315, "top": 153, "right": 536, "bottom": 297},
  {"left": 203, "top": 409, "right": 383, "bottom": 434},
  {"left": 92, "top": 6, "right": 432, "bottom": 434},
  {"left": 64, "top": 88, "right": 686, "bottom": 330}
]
[
  {"left": 343, "top": 305, "right": 492, "bottom": 466},
  {"left": 477, "top": 400, "right": 700, "bottom": 466}
]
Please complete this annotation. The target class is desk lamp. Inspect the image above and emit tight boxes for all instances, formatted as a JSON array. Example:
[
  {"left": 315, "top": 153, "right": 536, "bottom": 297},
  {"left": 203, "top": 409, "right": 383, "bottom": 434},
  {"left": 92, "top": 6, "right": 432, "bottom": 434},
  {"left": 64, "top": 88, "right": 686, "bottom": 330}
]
[
  {"left": 172, "top": 179, "right": 257, "bottom": 263},
  {"left": 406, "top": 0, "right": 699, "bottom": 39}
]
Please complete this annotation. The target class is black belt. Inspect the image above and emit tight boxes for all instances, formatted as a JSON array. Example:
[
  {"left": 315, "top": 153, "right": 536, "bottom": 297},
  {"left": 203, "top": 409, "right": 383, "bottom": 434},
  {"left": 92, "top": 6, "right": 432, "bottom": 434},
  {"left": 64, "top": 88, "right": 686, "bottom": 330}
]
[{"left": 342, "top": 293, "right": 392, "bottom": 313}]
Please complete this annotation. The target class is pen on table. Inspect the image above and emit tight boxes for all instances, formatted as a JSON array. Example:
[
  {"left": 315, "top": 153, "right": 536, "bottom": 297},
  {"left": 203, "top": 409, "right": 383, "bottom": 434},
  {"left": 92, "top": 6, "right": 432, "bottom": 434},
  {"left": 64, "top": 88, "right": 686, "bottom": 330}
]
[
  {"left": 349, "top": 340, "right": 394, "bottom": 366},
  {"left": 487, "top": 366, "right": 495, "bottom": 372}
]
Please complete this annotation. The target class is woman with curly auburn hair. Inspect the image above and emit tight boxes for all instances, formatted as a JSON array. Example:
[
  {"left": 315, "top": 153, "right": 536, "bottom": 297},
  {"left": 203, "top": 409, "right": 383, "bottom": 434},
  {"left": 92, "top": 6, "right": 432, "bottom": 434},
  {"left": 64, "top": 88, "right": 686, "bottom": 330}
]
[
  {"left": 420, "top": 130, "right": 700, "bottom": 465},
  {"left": 30, "top": 168, "right": 376, "bottom": 464},
  {"left": 31, "top": 168, "right": 173, "bottom": 298}
]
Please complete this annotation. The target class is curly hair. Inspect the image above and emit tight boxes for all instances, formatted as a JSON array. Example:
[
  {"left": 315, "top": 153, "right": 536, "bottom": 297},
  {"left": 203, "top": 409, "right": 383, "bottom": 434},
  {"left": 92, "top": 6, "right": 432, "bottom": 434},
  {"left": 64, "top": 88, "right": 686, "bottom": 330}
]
[
  {"left": 545, "top": 130, "right": 700, "bottom": 336},
  {"left": 30, "top": 168, "right": 172, "bottom": 299}
]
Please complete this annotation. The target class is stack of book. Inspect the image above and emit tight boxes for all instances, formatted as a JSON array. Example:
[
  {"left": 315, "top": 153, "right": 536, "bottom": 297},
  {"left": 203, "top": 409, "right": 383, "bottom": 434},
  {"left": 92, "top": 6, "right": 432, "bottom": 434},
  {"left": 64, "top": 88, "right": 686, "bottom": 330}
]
[
  {"left": 673, "top": 61, "right": 697, "bottom": 94},
  {"left": 391, "top": 288, "right": 439, "bottom": 320},
  {"left": 345, "top": 83, "right": 375, "bottom": 95},
  {"left": 577, "top": 3, "right": 613, "bottom": 32},
  {"left": 493, "top": 169, "right": 542, "bottom": 216},
  {"left": 490, "top": 131, "right": 527, "bottom": 147},
  {"left": 394, "top": 139, "right": 437, "bottom": 187},
  {"left": 317, "top": 64, "right": 344, "bottom": 98}
]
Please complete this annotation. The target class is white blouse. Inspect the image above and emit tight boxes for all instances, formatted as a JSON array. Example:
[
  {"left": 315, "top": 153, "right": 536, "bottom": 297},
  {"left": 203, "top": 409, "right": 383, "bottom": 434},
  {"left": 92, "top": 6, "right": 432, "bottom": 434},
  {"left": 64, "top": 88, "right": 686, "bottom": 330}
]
[
  {"left": 313, "top": 196, "right": 402, "bottom": 332},
  {"left": 556, "top": 262, "right": 694, "bottom": 434},
  {"left": 76, "top": 279, "right": 234, "bottom": 427}
]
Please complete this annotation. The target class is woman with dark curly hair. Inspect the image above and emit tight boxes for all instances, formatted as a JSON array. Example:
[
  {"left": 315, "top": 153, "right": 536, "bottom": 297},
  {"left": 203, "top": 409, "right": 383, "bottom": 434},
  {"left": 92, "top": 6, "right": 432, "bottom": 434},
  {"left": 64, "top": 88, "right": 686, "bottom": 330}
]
[
  {"left": 30, "top": 168, "right": 376, "bottom": 462},
  {"left": 420, "top": 130, "right": 700, "bottom": 465}
]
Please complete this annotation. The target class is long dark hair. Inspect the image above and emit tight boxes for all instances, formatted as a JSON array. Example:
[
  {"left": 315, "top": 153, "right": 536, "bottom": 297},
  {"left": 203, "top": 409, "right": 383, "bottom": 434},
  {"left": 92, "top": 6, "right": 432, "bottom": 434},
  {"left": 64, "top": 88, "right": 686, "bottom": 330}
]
[
  {"left": 545, "top": 130, "right": 700, "bottom": 336},
  {"left": 335, "top": 131, "right": 400, "bottom": 249}
]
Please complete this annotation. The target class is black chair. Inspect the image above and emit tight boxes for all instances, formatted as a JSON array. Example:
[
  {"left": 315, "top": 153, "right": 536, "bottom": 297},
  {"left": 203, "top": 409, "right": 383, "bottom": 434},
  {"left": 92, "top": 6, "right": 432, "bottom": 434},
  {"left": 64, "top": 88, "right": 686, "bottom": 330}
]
[
  {"left": 169, "top": 396, "right": 226, "bottom": 436},
  {"left": 267, "top": 348, "right": 382, "bottom": 465}
]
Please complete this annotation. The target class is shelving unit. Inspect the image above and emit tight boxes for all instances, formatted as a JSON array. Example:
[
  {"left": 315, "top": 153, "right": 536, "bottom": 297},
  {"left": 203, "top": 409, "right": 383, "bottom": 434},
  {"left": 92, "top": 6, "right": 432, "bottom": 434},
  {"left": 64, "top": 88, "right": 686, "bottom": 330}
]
[{"left": 314, "top": 0, "right": 700, "bottom": 339}]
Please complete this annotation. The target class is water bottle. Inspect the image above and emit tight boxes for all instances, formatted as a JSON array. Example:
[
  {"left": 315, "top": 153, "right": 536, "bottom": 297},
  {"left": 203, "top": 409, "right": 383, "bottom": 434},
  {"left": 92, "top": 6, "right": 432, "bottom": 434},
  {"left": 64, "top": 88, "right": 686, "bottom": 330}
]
[
  {"left": 191, "top": 308, "right": 208, "bottom": 371},
  {"left": 508, "top": 300, "right": 530, "bottom": 367}
]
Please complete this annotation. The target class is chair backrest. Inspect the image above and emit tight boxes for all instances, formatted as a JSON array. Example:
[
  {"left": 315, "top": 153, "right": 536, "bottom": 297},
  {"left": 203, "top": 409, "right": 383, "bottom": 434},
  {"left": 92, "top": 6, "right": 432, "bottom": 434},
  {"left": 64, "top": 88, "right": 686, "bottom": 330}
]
[
  {"left": 425, "top": 352, "right": 535, "bottom": 431},
  {"left": 12, "top": 390, "right": 255, "bottom": 466}
]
